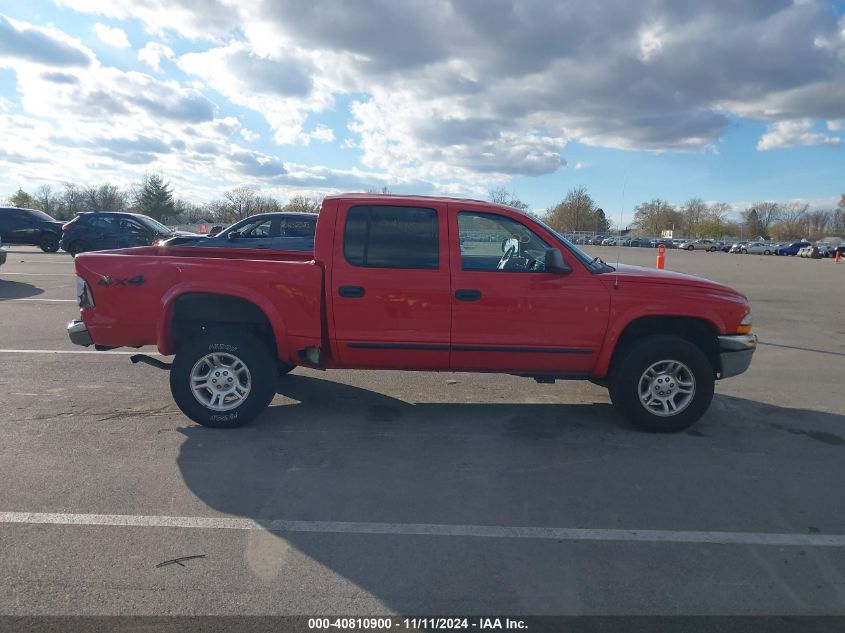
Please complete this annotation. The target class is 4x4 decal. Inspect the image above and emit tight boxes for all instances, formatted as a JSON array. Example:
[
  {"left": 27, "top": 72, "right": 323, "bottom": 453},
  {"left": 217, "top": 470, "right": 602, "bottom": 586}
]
[{"left": 98, "top": 275, "right": 144, "bottom": 287}]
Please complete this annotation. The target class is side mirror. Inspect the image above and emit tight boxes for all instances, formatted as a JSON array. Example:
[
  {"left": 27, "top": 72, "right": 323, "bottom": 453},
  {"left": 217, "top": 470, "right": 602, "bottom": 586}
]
[
  {"left": 544, "top": 249, "right": 571, "bottom": 274},
  {"left": 227, "top": 231, "right": 240, "bottom": 241}
]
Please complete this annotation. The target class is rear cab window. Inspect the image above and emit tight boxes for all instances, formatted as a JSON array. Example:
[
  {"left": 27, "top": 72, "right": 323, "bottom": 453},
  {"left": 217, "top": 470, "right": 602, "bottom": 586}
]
[{"left": 343, "top": 205, "right": 439, "bottom": 269}]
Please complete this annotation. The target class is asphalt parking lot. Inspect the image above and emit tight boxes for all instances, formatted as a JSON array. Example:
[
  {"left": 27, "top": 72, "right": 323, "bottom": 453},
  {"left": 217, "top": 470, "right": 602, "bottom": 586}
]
[{"left": 0, "top": 245, "right": 843, "bottom": 616}]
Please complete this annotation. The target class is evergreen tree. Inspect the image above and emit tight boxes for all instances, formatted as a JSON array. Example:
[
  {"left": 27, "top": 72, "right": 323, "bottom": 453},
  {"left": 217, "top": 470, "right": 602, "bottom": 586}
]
[{"left": 138, "top": 174, "right": 175, "bottom": 221}]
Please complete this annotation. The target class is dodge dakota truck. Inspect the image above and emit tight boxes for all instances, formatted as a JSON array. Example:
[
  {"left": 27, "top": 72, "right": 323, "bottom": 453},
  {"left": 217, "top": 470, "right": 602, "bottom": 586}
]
[{"left": 67, "top": 194, "right": 756, "bottom": 432}]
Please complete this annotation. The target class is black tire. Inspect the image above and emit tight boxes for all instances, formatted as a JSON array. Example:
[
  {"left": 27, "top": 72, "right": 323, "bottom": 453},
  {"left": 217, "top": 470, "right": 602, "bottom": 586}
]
[
  {"left": 608, "top": 335, "right": 715, "bottom": 433},
  {"left": 68, "top": 240, "right": 89, "bottom": 256},
  {"left": 686, "top": 245, "right": 694, "bottom": 251},
  {"left": 708, "top": 247, "right": 716, "bottom": 252},
  {"left": 764, "top": 250, "right": 771, "bottom": 255},
  {"left": 170, "top": 327, "right": 276, "bottom": 428},
  {"left": 740, "top": 248, "right": 747, "bottom": 254},
  {"left": 39, "top": 232, "right": 60, "bottom": 253}
]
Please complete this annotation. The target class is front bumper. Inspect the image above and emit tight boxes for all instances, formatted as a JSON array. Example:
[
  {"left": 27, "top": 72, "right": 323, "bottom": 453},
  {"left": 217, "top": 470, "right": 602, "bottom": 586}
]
[
  {"left": 717, "top": 333, "right": 757, "bottom": 379},
  {"left": 67, "top": 320, "right": 92, "bottom": 347}
]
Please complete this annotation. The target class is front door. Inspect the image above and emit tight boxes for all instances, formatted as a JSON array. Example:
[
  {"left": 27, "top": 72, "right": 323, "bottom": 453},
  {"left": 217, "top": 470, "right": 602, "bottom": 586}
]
[
  {"left": 449, "top": 207, "right": 610, "bottom": 374},
  {"left": 330, "top": 201, "right": 451, "bottom": 369}
]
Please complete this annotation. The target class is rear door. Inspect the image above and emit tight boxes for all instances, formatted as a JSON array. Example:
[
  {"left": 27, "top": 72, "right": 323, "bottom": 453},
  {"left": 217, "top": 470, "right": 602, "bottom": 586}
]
[
  {"left": 448, "top": 206, "right": 610, "bottom": 374},
  {"left": 330, "top": 201, "right": 451, "bottom": 369}
]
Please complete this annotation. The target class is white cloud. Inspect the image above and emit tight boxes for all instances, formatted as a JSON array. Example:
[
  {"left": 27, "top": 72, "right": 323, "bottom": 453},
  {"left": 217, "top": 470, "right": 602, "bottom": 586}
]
[
  {"left": 137, "top": 42, "right": 174, "bottom": 71},
  {"left": 239, "top": 128, "right": 260, "bottom": 142},
  {"left": 93, "top": 23, "right": 130, "bottom": 48},
  {"left": 757, "top": 119, "right": 842, "bottom": 150},
  {"left": 310, "top": 124, "right": 334, "bottom": 143}
]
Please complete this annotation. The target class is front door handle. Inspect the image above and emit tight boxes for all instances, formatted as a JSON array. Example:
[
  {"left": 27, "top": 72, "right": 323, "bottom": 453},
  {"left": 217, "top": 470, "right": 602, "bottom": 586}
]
[
  {"left": 455, "top": 289, "right": 481, "bottom": 302},
  {"left": 339, "top": 286, "right": 365, "bottom": 298}
]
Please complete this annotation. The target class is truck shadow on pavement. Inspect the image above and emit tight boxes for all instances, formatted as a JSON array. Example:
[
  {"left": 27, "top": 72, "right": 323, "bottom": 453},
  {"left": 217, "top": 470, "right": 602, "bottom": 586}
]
[
  {"left": 175, "top": 374, "right": 845, "bottom": 613},
  {"left": 0, "top": 280, "right": 44, "bottom": 301}
]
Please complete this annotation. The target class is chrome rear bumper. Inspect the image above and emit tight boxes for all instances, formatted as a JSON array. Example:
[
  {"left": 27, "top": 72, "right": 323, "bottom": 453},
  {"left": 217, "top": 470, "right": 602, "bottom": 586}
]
[{"left": 67, "top": 320, "right": 92, "bottom": 347}]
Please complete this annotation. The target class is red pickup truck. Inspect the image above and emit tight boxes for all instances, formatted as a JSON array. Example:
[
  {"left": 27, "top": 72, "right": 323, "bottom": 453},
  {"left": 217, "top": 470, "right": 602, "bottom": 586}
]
[{"left": 67, "top": 194, "right": 756, "bottom": 432}]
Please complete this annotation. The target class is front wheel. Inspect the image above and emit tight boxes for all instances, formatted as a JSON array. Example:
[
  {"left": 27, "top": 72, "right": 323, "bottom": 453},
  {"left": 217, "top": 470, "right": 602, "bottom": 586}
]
[
  {"left": 608, "top": 335, "right": 715, "bottom": 432},
  {"left": 39, "top": 233, "right": 60, "bottom": 252},
  {"left": 170, "top": 327, "right": 277, "bottom": 428},
  {"left": 686, "top": 245, "right": 694, "bottom": 251},
  {"left": 740, "top": 248, "right": 748, "bottom": 254},
  {"left": 764, "top": 249, "right": 771, "bottom": 255}
]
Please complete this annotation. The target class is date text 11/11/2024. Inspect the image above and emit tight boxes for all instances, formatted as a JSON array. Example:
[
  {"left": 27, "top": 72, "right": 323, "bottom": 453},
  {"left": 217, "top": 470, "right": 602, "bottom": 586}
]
[{"left": 307, "top": 617, "right": 528, "bottom": 630}]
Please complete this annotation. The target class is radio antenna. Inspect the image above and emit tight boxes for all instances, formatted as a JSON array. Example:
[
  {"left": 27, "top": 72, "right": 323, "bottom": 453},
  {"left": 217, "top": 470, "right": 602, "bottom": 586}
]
[{"left": 614, "top": 177, "right": 627, "bottom": 290}]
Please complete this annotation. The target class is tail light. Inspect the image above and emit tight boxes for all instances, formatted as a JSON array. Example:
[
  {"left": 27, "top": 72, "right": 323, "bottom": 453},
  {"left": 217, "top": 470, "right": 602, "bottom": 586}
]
[{"left": 75, "top": 276, "right": 95, "bottom": 309}]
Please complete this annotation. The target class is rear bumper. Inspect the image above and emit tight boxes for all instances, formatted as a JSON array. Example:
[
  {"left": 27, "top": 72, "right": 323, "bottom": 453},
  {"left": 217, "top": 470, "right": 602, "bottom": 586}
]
[
  {"left": 717, "top": 333, "right": 757, "bottom": 379},
  {"left": 67, "top": 320, "right": 92, "bottom": 347}
]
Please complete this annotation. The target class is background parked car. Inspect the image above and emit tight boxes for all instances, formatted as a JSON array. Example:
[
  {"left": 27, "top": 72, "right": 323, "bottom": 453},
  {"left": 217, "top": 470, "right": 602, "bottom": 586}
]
[
  {"left": 162, "top": 213, "right": 317, "bottom": 251},
  {"left": 0, "top": 207, "right": 64, "bottom": 252},
  {"left": 678, "top": 238, "right": 718, "bottom": 251},
  {"left": 60, "top": 212, "right": 199, "bottom": 255},
  {"left": 744, "top": 242, "right": 775, "bottom": 255},
  {"left": 729, "top": 242, "right": 749, "bottom": 253},
  {"left": 774, "top": 241, "right": 811, "bottom": 256},
  {"left": 0, "top": 234, "right": 6, "bottom": 269}
]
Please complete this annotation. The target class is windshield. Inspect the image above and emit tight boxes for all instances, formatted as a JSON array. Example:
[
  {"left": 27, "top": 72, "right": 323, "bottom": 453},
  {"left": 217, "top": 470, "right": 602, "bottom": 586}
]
[
  {"left": 532, "top": 216, "right": 615, "bottom": 273},
  {"left": 136, "top": 216, "right": 172, "bottom": 235}
]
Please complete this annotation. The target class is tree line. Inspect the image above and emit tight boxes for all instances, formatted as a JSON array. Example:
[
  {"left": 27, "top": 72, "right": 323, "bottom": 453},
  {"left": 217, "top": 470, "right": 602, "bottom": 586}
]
[
  {"left": 543, "top": 187, "right": 845, "bottom": 241},
  {"left": 6, "top": 177, "right": 845, "bottom": 240},
  {"left": 5, "top": 175, "right": 323, "bottom": 225}
]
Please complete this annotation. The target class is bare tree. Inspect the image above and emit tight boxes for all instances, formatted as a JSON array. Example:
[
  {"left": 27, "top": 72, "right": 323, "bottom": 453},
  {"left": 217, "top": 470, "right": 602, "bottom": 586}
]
[
  {"left": 806, "top": 209, "right": 830, "bottom": 238},
  {"left": 632, "top": 199, "right": 681, "bottom": 236},
  {"left": 283, "top": 194, "right": 322, "bottom": 214},
  {"left": 776, "top": 202, "right": 809, "bottom": 239},
  {"left": 545, "top": 186, "right": 608, "bottom": 233},
  {"left": 488, "top": 187, "right": 530, "bottom": 212},
  {"left": 679, "top": 198, "right": 708, "bottom": 237},
  {"left": 82, "top": 184, "right": 128, "bottom": 212},
  {"left": 34, "top": 185, "right": 60, "bottom": 217},
  {"left": 59, "top": 183, "right": 85, "bottom": 219}
]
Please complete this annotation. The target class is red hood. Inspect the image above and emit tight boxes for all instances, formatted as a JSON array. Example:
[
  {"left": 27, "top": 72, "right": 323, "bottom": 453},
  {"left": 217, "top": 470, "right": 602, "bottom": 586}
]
[{"left": 600, "top": 264, "right": 745, "bottom": 298}]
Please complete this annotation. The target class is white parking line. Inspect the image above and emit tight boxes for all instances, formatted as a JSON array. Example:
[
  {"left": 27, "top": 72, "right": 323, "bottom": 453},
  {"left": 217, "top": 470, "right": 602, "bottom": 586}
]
[
  {"left": 0, "top": 349, "right": 162, "bottom": 356},
  {"left": 6, "top": 298, "right": 76, "bottom": 302},
  {"left": 1, "top": 272, "right": 75, "bottom": 277},
  {"left": 0, "top": 511, "right": 842, "bottom": 546}
]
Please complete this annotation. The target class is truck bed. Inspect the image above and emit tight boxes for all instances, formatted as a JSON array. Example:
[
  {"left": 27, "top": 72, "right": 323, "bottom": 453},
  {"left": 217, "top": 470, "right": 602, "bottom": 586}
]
[{"left": 74, "top": 245, "right": 324, "bottom": 359}]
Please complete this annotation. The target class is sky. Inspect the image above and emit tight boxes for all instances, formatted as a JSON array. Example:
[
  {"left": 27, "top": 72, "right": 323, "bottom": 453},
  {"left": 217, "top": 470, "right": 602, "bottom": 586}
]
[{"left": 0, "top": 0, "right": 843, "bottom": 225}]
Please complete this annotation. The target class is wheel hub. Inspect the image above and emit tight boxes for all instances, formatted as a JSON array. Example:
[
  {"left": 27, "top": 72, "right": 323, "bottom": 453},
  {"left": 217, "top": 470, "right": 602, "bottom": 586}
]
[
  {"left": 638, "top": 360, "right": 696, "bottom": 417},
  {"left": 189, "top": 352, "right": 251, "bottom": 412}
]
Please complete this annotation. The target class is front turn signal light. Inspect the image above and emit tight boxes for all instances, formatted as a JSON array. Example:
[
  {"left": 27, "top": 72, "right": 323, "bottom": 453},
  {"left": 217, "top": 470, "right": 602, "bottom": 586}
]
[{"left": 737, "top": 309, "right": 752, "bottom": 334}]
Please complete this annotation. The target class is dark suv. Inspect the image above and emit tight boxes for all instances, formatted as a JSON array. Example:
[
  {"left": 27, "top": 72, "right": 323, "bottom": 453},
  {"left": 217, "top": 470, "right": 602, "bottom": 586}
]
[
  {"left": 161, "top": 212, "right": 317, "bottom": 251},
  {"left": 0, "top": 207, "right": 64, "bottom": 252},
  {"left": 60, "top": 212, "right": 194, "bottom": 256}
]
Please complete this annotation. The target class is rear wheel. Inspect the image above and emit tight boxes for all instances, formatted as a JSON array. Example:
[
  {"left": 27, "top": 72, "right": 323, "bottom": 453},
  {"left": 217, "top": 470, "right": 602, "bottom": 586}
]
[
  {"left": 68, "top": 240, "right": 89, "bottom": 256},
  {"left": 170, "top": 327, "right": 276, "bottom": 428},
  {"left": 609, "top": 335, "right": 714, "bottom": 433},
  {"left": 39, "top": 233, "right": 59, "bottom": 253},
  {"left": 764, "top": 249, "right": 771, "bottom": 255}
]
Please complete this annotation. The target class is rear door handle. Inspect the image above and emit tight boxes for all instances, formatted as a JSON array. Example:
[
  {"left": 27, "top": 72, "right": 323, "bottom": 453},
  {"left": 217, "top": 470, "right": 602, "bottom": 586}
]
[
  {"left": 338, "top": 286, "right": 365, "bottom": 298},
  {"left": 455, "top": 289, "right": 481, "bottom": 302}
]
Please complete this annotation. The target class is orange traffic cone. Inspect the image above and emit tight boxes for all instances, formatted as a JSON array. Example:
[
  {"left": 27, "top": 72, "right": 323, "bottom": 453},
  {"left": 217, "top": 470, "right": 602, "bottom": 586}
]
[
  {"left": 656, "top": 244, "right": 666, "bottom": 269},
  {"left": 836, "top": 249, "right": 842, "bottom": 264}
]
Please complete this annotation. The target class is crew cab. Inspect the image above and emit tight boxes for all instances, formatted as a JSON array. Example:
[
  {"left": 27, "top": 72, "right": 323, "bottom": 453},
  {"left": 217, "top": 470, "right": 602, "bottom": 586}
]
[{"left": 67, "top": 194, "right": 756, "bottom": 432}]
